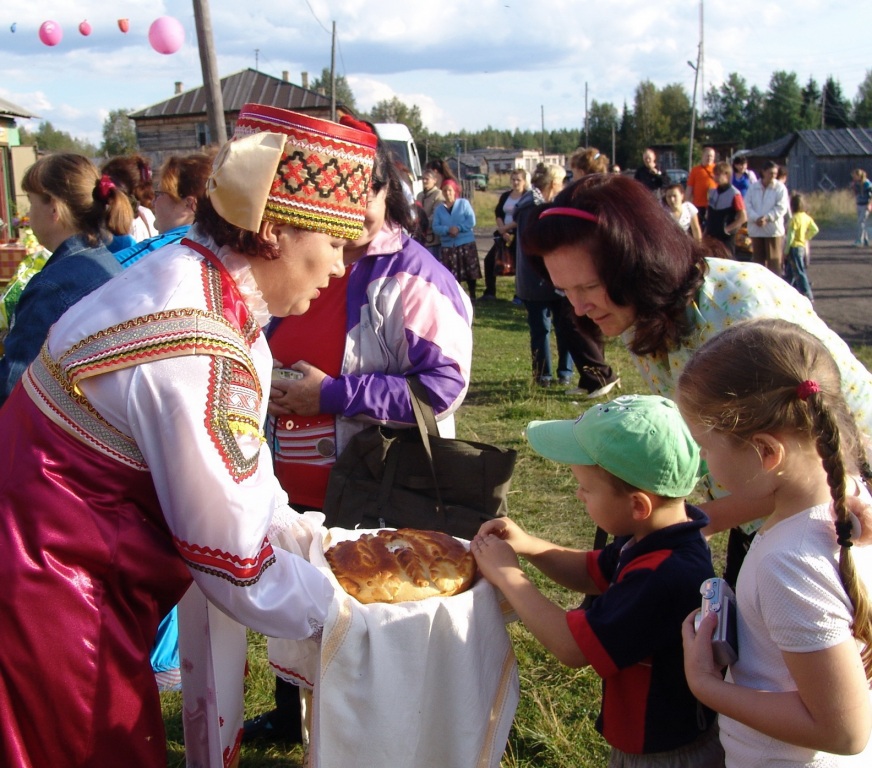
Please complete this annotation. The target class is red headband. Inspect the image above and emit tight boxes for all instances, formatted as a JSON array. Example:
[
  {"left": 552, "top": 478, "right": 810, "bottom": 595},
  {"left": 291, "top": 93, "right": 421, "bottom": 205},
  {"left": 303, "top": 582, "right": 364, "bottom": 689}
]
[
  {"left": 796, "top": 380, "right": 820, "bottom": 400},
  {"left": 539, "top": 207, "right": 597, "bottom": 223}
]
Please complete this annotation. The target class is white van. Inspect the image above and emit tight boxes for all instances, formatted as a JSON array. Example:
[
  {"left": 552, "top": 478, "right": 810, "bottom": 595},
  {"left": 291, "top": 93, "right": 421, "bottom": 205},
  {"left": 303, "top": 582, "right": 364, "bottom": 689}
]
[{"left": 374, "top": 123, "right": 423, "bottom": 198}]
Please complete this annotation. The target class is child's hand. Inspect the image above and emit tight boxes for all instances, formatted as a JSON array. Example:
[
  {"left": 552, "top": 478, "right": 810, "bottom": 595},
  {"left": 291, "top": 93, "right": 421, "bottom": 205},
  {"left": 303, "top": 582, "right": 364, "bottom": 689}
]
[
  {"left": 475, "top": 517, "right": 530, "bottom": 553},
  {"left": 681, "top": 609, "right": 723, "bottom": 696},
  {"left": 471, "top": 534, "right": 522, "bottom": 586}
]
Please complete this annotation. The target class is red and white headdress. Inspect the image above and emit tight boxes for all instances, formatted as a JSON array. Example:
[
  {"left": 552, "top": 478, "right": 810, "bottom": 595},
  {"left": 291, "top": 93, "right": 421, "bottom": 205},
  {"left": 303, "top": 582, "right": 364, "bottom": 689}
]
[{"left": 208, "top": 103, "right": 378, "bottom": 239}]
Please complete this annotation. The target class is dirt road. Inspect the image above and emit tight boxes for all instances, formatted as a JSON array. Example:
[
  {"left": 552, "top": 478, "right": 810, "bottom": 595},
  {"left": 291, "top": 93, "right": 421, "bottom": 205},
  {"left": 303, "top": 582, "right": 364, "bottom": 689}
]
[{"left": 806, "top": 225, "right": 872, "bottom": 346}]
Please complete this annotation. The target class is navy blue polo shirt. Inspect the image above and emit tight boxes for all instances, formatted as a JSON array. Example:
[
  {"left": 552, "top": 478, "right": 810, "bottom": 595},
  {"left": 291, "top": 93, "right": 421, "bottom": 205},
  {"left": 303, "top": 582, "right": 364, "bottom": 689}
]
[{"left": 567, "top": 504, "right": 716, "bottom": 754}]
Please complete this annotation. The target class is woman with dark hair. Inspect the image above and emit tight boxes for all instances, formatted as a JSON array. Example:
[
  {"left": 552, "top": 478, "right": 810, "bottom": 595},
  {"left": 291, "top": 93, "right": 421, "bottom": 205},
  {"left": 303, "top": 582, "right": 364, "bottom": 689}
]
[
  {"left": 101, "top": 153, "right": 159, "bottom": 245},
  {"left": 0, "top": 153, "right": 128, "bottom": 406},
  {"left": 0, "top": 105, "right": 379, "bottom": 768},
  {"left": 245, "top": 129, "right": 475, "bottom": 744},
  {"left": 524, "top": 172, "right": 872, "bottom": 582},
  {"left": 425, "top": 157, "right": 457, "bottom": 187}
]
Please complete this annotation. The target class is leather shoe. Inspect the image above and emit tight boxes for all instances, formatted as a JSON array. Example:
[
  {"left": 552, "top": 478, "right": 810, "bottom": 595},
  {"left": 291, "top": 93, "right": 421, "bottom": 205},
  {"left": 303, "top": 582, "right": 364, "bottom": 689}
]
[{"left": 242, "top": 708, "right": 303, "bottom": 745}]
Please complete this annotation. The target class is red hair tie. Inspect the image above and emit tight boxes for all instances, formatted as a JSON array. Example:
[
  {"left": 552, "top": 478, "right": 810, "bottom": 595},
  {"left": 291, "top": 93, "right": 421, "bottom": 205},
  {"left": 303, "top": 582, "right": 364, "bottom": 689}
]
[
  {"left": 96, "top": 174, "right": 116, "bottom": 202},
  {"left": 796, "top": 380, "right": 820, "bottom": 400}
]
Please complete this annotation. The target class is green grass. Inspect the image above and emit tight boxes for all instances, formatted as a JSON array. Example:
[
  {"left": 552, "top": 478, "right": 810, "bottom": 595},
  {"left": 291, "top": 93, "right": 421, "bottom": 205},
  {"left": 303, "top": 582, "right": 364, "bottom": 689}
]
[
  {"left": 803, "top": 189, "right": 856, "bottom": 228},
  {"left": 162, "top": 275, "right": 868, "bottom": 766}
]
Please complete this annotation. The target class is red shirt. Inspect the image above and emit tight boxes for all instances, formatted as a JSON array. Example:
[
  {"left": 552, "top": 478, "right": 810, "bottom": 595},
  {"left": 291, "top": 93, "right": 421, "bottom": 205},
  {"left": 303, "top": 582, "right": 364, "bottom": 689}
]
[{"left": 268, "top": 272, "right": 349, "bottom": 508}]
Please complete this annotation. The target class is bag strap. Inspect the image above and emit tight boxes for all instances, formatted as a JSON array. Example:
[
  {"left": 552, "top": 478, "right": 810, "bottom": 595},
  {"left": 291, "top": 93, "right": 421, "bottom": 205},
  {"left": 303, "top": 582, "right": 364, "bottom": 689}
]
[
  {"left": 405, "top": 377, "right": 449, "bottom": 525},
  {"left": 407, "top": 376, "right": 439, "bottom": 435}
]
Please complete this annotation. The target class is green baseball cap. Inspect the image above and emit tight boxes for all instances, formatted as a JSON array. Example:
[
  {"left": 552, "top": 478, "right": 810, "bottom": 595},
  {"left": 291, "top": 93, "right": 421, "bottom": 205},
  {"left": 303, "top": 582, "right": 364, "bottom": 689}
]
[{"left": 526, "top": 394, "right": 701, "bottom": 497}]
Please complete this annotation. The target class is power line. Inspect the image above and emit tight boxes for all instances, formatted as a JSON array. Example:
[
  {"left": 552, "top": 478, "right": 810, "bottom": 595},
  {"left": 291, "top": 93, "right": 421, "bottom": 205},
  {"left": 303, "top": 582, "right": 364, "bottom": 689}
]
[{"left": 302, "top": 0, "right": 331, "bottom": 34}]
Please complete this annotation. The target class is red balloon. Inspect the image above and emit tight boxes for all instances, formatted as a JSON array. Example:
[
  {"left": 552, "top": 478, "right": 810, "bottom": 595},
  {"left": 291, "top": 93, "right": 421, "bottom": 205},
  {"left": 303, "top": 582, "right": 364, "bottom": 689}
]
[
  {"left": 78, "top": 20, "right": 92, "bottom": 36},
  {"left": 148, "top": 16, "right": 185, "bottom": 55},
  {"left": 38, "top": 21, "right": 63, "bottom": 47},
  {"left": 118, "top": 18, "right": 130, "bottom": 34}
]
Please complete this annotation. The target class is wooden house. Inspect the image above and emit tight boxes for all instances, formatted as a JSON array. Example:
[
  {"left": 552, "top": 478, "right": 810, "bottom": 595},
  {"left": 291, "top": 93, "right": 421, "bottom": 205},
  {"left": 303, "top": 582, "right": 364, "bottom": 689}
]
[
  {"left": 745, "top": 129, "right": 872, "bottom": 193},
  {"left": 129, "top": 68, "right": 355, "bottom": 166}
]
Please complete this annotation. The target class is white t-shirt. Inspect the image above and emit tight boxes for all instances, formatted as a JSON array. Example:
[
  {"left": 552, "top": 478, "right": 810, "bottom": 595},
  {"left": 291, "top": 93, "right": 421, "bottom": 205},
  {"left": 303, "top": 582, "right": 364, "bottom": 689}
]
[
  {"left": 720, "top": 502, "right": 872, "bottom": 767},
  {"left": 502, "top": 194, "right": 521, "bottom": 225},
  {"left": 672, "top": 201, "right": 698, "bottom": 234}
]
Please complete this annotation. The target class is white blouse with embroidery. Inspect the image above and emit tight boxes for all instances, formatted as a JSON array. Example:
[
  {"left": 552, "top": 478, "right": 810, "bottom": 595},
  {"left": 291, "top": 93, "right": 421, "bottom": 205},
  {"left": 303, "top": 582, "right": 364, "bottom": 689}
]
[{"left": 44, "top": 231, "right": 333, "bottom": 640}]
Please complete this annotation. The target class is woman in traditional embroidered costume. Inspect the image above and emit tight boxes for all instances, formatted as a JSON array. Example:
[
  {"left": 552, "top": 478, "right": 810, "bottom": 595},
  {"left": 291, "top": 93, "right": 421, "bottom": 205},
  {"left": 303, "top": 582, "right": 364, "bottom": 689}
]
[{"left": 0, "top": 105, "right": 377, "bottom": 768}]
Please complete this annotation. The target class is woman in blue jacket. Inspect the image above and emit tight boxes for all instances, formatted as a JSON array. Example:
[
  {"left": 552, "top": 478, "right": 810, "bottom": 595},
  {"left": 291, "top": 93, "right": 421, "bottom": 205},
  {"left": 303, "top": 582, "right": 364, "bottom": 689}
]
[
  {"left": 433, "top": 178, "right": 480, "bottom": 300},
  {"left": 0, "top": 153, "right": 129, "bottom": 407}
]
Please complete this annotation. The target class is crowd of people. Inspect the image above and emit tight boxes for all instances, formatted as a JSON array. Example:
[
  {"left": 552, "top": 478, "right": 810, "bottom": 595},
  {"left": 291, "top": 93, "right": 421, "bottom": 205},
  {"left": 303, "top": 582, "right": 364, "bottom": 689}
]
[{"left": 1, "top": 110, "right": 871, "bottom": 768}]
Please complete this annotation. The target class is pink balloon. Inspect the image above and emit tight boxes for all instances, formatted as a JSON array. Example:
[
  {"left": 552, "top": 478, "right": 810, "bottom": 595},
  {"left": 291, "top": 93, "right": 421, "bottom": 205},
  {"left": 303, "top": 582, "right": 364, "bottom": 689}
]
[
  {"left": 38, "top": 20, "right": 63, "bottom": 47},
  {"left": 148, "top": 16, "right": 185, "bottom": 55},
  {"left": 79, "top": 20, "right": 92, "bottom": 37}
]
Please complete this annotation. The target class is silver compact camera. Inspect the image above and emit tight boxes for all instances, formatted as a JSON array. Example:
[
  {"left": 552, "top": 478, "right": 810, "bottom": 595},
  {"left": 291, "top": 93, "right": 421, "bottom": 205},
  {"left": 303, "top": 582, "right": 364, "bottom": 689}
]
[
  {"left": 271, "top": 368, "right": 304, "bottom": 382},
  {"left": 693, "top": 577, "right": 738, "bottom": 667}
]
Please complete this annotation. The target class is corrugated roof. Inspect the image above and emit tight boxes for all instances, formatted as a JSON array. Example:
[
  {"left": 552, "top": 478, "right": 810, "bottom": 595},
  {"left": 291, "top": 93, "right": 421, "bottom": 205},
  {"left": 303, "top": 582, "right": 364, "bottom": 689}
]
[
  {"left": 798, "top": 128, "right": 872, "bottom": 156},
  {"left": 745, "top": 133, "right": 798, "bottom": 158},
  {"left": 0, "top": 96, "right": 37, "bottom": 119},
  {"left": 747, "top": 128, "right": 872, "bottom": 159},
  {"left": 129, "top": 68, "right": 334, "bottom": 119}
]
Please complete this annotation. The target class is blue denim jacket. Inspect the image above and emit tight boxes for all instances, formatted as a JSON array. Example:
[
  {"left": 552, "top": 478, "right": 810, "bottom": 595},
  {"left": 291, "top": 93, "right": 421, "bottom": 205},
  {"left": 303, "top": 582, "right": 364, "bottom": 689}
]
[{"left": 0, "top": 234, "right": 121, "bottom": 407}]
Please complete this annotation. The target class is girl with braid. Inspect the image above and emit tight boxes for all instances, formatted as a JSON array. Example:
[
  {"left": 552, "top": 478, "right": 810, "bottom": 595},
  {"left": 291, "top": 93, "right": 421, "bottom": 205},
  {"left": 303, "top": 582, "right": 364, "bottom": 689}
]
[{"left": 677, "top": 318, "right": 872, "bottom": 766}]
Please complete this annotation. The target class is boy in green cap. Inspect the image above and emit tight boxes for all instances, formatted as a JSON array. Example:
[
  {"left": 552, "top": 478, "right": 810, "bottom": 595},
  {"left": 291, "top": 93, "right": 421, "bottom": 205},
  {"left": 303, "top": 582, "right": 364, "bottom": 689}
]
[{"left": 471, "top": 394, "right": 722, "bottom": 767}]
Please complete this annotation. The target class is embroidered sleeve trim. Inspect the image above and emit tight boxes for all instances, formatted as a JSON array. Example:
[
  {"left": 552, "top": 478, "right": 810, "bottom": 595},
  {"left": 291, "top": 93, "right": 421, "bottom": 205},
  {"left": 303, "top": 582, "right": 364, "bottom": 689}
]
[{"left": 175, "top": 535, "right": 277, "bottom": 587}]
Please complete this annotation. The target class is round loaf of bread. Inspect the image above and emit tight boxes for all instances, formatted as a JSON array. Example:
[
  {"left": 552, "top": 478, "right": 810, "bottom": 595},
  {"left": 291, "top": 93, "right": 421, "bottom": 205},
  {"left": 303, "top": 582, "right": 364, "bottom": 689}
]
[{"left": 325, "top": 528, "right": 476, "bottom": 604}]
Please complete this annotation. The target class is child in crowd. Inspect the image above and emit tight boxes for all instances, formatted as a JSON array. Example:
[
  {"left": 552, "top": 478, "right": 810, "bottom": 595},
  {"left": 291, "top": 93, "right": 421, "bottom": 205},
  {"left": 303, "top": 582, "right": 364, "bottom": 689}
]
[
  {"left": 783, "top": 193, "right": 819, "bottom": 302},
  {"left": 663, "top": 183, "right": 702, "bottom": 241},
  {"left": 704, "top": 161, "right": 747, "bottom": 258},
  {"left": 472, "top": 395, "right": 723, "bottom": 767},
  {"left": 678, "top": 318, "right": 872, "bottom": 767}
]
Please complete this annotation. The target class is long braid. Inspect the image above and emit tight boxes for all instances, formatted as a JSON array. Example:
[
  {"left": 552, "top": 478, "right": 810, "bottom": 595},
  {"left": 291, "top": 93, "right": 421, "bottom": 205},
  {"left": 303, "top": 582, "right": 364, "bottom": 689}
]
[{"left": 809, "top": 394, "right": 872, "bottom": 680}]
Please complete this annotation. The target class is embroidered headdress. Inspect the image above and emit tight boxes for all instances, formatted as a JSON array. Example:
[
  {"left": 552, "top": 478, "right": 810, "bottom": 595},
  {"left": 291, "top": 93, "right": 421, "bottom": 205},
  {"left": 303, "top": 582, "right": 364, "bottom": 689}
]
[{"left": 207, "top": 103, "right": 378, "bottom": 239}]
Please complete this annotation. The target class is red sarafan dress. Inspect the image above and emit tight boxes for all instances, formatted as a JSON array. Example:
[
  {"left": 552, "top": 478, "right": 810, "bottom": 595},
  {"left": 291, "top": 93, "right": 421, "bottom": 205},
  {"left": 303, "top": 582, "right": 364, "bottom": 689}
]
[{"left": 0, "top": 236, "right": 332, "bottom": 768}]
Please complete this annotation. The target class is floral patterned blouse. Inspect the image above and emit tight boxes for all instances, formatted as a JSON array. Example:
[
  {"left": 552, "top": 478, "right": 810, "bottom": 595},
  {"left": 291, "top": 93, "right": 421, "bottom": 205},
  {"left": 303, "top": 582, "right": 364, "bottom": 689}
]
[{"left": 624, "top": 258, "right": 872, "bottom": 517}]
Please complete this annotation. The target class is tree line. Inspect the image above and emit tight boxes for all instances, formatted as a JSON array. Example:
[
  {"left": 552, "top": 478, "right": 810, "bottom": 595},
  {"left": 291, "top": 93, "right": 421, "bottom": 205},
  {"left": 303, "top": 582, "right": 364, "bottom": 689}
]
[
  {"left": 19, "top": 67, "right": 872, "bottom": 172},
  {"left": 370, "top": 68, "right": 872, "bottom": 171}
]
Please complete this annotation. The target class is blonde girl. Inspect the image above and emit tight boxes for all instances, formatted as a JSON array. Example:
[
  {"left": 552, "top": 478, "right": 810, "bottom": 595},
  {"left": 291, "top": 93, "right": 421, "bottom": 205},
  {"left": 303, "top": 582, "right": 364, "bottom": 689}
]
[
  {"left": 851, "top": 168, "right": 871, "bottom": 247},
  {"left": 677, "top": 318, "right": 872, "bottom": 766},
  {"left": 0, "top": 153, "right": 130, "bottom": 406}
]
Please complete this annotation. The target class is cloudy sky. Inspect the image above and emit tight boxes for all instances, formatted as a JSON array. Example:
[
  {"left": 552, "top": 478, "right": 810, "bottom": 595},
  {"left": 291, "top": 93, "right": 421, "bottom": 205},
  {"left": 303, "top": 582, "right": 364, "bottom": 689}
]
[{"left": 1, "top": 0, "right": 867, "bottom": 148}]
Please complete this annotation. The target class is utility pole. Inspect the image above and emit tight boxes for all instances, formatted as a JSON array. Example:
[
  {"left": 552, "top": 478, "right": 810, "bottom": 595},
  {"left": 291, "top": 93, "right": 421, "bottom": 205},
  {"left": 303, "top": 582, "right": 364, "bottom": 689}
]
[
  {"left": 584, "top": 82, "right": 589, "bottom": 146},
  {"left": 688, "top": 50, "right": 700, "bottom": 174},
  {"left": 541, "top": 105, "right": 546, "bottom": 161},
  {"left": 330, "top": 21, "right": 337, "bottom": 122},
  {"left": 687, "top": 2, "right": 703, "bottom": 174},
  {"left": 192, "top": 0, "right": 227, "bottom": 146},
  {"left": 820, "top": 81, "right": 827, "bottom": 130},
  {"left": 611, "top": 120, "right": 616, "bottom": 167},
  {"left": 698, "top": 0, "right": 704, "bottom": 135}
]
